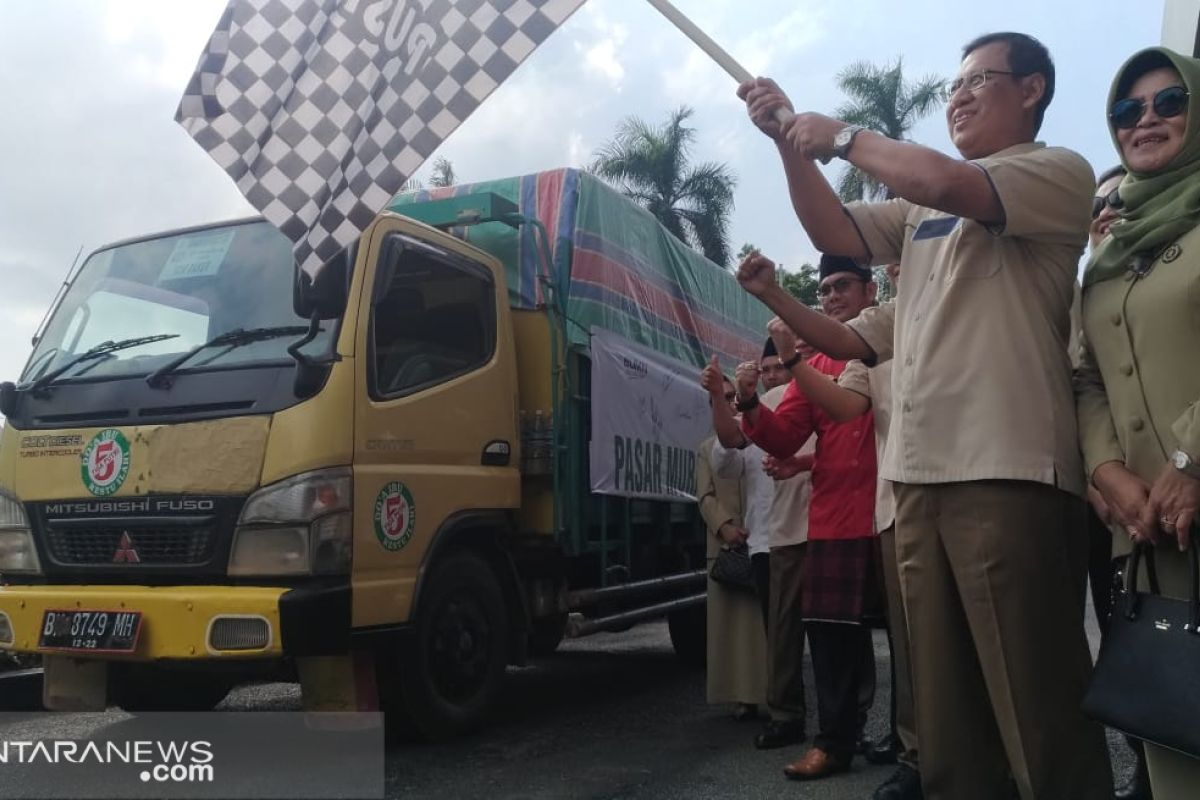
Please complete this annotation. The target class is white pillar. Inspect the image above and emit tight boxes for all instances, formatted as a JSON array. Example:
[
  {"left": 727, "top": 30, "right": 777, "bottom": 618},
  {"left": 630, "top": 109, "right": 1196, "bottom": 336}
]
[{"left": 1163, "top": 0, "right": 1200, "bottom": 56}]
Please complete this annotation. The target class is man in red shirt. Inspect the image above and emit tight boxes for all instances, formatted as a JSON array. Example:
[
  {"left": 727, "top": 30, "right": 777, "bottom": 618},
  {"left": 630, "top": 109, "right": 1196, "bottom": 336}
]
[{"left": 739, "top": 254, "right": 880, "bottom": 780}]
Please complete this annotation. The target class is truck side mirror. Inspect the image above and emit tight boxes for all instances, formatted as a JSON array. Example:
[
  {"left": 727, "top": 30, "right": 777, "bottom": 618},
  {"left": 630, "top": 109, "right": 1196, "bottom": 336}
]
[
  {"left": 0, "top": 382, "right": 15, "bottom": 417},
  {"left": 293, "top": 245, "right": 353, "bottom": 320}
]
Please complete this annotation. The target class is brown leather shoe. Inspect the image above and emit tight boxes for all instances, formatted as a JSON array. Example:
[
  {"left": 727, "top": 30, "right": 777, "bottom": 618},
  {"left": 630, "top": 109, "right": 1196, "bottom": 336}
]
[{"left": 783, "top": 747, "right": 851, "bottom": 781}]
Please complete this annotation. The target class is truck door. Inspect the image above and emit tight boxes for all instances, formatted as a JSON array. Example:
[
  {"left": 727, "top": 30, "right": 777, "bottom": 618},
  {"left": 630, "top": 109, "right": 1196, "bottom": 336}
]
[{"left": 350, "top": 218, "right": 520, "bottom": 628}]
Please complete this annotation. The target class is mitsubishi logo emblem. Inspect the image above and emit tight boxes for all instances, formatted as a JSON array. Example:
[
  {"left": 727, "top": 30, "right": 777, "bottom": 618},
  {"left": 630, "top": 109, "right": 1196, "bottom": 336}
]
[{"left": 113, "top": 532, "right": 141, "bottom": 564}]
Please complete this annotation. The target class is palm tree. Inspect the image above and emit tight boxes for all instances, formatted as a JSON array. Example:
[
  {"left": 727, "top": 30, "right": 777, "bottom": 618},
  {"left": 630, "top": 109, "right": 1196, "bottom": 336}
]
[
  {"left": 834, "top": 58, "right": 945, "bottom": 202},
  {"left": 590, "top": 106, "right": 736, "bottom": 266}
]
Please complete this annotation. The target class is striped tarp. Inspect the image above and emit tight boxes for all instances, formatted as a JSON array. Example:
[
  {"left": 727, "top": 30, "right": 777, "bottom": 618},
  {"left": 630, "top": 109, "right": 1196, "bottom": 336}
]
[{"left": 389, "top": 169, "right": 770, "bottom": 369}]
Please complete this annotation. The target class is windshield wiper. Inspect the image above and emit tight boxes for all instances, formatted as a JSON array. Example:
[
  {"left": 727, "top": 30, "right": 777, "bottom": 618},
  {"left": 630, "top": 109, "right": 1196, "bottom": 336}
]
[
  {"left": 29, "top": 334, "right": 179, "bottom": 396},
  {"left": 146, "top": 326, "right": 313, "bottom": 389}
]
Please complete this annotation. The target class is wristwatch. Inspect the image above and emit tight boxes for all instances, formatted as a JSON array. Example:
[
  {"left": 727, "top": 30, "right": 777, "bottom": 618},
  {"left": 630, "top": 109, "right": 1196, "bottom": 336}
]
[
  {"left": 735, "top": 394, "right": 760, "bottom": 413},
  {"left": 832, "top": 125, "right": 865, "bottom": 160},
  {"left": 1171, "top": 449, "right": 1200, "bottom": 480},
  {"left": 781, "top": 351, "right": 803, "bottom": 370}
]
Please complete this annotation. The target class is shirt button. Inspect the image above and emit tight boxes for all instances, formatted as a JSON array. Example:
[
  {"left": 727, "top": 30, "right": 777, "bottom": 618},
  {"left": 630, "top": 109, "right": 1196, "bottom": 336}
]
[
  {"left": 1121, "top": 364, "right": 1133, "bottom": 376},
  {"left": 928, "top": 273, "right": 934, "bottom": 282},
  {"left": 903, "top": 402, "right": 913, "bottom": 412},
  {"left": 1111, "top": 314, "right": 1122, "bottom": 326},
  {"left": 905, "top": 355, "right": 914, "bottom": 366},
  {"left": 1131, "top": 417, "right": 1145, "bottom": 432}
]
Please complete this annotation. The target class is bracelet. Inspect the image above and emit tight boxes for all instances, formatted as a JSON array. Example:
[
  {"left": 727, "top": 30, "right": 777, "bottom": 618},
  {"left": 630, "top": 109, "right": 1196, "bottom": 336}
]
[
  {"left": 735, "top": 394, "right": 760, "bottom": 412},
  {"left": 781, "top": 351, "right": 803, "bottom": 369}
]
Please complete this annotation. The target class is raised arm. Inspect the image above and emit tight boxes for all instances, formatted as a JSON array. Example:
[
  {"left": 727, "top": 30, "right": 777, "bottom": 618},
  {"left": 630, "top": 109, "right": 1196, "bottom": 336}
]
[
  {"left": 802, "top": 125, "right": 1003, "bottom": 225},
  {"left": 699, "top": 356, "right": 748, "bottom": 450},
  {"left": 739, "top": 79, "right": 868, "bottom": 259},
  {"left": 737, "top": 254, "right": 873, "bottom": 361},
  {"left": 739, "top": 78, "right": 1003, "bottom": 237},
  {"left": 767, "top": 319, "right": 871, "bottom": 421}
]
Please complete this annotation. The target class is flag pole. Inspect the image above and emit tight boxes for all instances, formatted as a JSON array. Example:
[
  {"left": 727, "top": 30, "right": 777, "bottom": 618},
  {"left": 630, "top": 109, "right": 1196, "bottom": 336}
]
[{"left": 644, "top": 0, "right": 793, "bottom": 126}]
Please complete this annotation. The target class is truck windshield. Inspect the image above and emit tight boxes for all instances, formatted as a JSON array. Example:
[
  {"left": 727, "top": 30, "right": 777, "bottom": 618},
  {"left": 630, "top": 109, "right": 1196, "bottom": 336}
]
[{"left": 21, "top": 221, "right": 333, "bottom": 386}]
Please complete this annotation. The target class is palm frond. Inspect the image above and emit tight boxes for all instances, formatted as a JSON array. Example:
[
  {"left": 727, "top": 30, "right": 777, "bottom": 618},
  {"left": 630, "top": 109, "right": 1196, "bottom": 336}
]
[
  {"left": 677, "top": 205, "right": 731, "bottom": 267},
  {"left": 835, "top": 57, "right": 947, "bottom": 144},
  {"left": 590, "top": 106, "right": 735, "bottom": 261}
]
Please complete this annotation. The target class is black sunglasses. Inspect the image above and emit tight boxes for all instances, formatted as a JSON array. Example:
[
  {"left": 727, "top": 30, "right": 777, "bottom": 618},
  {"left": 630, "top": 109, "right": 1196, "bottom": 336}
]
[
  {"left": 1092, "top": 188, "right": 1122, "bottom": 220},
  {"left": 1109, "top": 85, "right": 1190, "bottom": 129}
]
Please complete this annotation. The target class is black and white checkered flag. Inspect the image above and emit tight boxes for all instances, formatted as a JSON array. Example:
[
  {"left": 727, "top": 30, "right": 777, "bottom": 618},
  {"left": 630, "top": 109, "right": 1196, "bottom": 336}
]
[{"left": 177, "top": 0, "right": 585, "bottom": 275}]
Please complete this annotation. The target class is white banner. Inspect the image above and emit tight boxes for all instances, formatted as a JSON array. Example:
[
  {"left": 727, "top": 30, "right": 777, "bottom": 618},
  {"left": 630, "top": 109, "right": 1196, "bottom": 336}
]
[{"left": 589, "top": 328, "right": 712, "bottom": 502}]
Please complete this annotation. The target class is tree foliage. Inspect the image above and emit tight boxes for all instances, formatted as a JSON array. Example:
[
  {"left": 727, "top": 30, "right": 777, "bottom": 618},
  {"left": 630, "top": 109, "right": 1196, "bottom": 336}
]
[
  {"left": 834, "top": 58, "right": 945, "bottom": 202},
  {"left": 591, "top": 106, "right": 737, "bottom": 267},
  {"left": 430, "top": 157, "right": 456, "bottom": 188},
  {"left": 780, "top": 264, "right": 820, "bottom": 308}
]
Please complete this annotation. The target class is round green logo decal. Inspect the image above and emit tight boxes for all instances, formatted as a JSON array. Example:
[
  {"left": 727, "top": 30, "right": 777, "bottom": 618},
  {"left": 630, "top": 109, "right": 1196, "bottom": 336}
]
[
  {"left": 373, "top": 481, "right": 416, "bottom": 552},
  {"left": 81, "top": 429, "right": 131, "bottom": 497}
]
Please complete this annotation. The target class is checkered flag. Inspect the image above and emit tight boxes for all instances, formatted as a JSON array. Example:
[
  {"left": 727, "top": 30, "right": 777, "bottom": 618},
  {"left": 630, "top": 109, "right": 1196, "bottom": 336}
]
[{"left": 177, "top": 0, "right": 586, "bottom": 275}]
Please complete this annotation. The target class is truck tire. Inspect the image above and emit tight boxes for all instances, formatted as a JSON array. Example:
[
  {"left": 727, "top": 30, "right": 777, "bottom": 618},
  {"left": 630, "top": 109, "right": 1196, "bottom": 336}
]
[
  {"left": 396, "top": 551, "right": 509, "bottom": 741},
  {"left": 667, "top": 603, "right": 706, "bottom": 669},
  {"left": 527, "top": 613, "right": 567, "bottom": 657},
  {"left": 111, "top": 665, "right": 234, "bottom": 712}
]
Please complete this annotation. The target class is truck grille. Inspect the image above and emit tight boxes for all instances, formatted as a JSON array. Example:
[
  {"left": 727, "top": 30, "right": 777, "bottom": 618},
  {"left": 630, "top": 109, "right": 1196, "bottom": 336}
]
[{"left": 46, "top": 527, "right": 213, "bottom": 566}]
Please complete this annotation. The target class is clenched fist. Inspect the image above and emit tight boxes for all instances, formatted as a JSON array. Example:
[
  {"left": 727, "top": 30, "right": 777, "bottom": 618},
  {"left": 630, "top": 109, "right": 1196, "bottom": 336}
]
[
  {"left": 737, "top": 252, "right": 777, "bottom": 298},
  {"left": 734, "top": 361, "right": 760, "bottom": 402},
  {"left": 767, "top": 317, "right": 797, "bottom": 363},
  {"left": 737, "top": 77, "right": 794, "bottom": 141}
]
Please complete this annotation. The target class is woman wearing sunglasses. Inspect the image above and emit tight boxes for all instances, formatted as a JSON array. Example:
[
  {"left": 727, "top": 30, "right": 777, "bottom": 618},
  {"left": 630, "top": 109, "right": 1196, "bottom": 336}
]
[{"left": 1078, "top": 47, "right": 1200, "bottom": 800}]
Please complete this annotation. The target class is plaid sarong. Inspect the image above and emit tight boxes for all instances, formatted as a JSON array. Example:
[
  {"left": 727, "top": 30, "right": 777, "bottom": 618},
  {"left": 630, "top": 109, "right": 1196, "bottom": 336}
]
[{"left": 801, "top": 536, "right": 884, "bottom": 624}]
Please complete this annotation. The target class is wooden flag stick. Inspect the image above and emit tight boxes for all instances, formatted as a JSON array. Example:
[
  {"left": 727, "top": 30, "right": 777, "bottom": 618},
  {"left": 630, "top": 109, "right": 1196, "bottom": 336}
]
[{"left": 644, "top": 0, "right": 793, "bottom": 126}]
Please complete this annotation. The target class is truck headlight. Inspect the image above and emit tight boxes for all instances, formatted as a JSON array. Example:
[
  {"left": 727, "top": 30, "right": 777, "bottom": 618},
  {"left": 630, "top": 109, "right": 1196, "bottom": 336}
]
[
  {"left": 229, "top": 468, "right": 352, "bottom": 576},
  {"left": 0, "top": 490, "right": 41, "bottom": 575}
]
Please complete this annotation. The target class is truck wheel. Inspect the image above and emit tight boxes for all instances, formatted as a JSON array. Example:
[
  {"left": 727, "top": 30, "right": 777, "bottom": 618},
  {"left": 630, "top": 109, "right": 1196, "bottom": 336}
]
[
  {"left": 527, "top": 613, "right": 567, "bottom": 657},
  {"left": 111, "top": 665, "right": 234, "bottom": 712},
  {"left": 667, "top": 603, "right": 706, "bottom": 669},
  {"left": 397, "top": 551, "right": 508, "bottom": 741}
]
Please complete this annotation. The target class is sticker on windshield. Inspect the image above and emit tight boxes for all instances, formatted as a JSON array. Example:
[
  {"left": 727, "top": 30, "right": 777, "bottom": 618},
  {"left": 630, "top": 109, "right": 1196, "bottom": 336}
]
[
  {"left": 81, "top": 429, "right": 131, "bottom": 497},
  {"left": 159, "top": 229, "right": 236, "bottom": 282},
  {"left": 373, "top": 482, "right": 416, "bottom": 552}
]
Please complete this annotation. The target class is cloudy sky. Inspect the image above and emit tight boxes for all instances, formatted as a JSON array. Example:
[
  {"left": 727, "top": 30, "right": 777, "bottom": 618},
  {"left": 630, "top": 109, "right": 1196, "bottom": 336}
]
[{"left": 0, "top": 0, "right": 1167, "bottom": 406}]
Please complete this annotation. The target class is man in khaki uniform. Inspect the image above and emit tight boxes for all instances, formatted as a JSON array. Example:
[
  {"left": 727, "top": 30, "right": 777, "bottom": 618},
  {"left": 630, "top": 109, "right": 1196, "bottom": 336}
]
[{"left": 735, "top": 31, "right": 1111, "bottom": 800}]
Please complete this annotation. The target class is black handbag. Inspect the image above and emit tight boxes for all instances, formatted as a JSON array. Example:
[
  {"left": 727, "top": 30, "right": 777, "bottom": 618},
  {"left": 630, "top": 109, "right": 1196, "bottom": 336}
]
[
  {"left": 710, "top": 543, "right": 756, "bottom": 593},
  {"left": 1082, "top": 533, "right": 1200, "bottom": 758}
]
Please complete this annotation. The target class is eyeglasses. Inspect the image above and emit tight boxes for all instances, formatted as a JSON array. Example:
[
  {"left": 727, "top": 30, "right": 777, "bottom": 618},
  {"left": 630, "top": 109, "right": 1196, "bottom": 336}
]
[
  {"left": 818, "top": 277, "right": 866, "bottom": 297},
  {"left": 1092, "top": 188, "right": 1121, "bottom": 220},
  {"left": 941, "top": 69, "right": 1027, "bottom": 100},
  {"left": 1109, "top": 86, "right": 1189, "bottom": 129}
]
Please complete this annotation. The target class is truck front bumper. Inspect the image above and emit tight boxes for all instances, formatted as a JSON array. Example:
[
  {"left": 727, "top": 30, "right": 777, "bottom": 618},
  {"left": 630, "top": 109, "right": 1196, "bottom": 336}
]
[{"left": 0, "top": 584, "right": 304, "bottom": 661}]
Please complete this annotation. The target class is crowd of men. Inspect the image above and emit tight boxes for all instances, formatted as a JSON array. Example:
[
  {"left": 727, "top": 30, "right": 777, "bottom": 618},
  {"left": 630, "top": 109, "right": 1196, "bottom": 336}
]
[{"left": 693, "top": 29, "right": 1183, "bottom": 800}]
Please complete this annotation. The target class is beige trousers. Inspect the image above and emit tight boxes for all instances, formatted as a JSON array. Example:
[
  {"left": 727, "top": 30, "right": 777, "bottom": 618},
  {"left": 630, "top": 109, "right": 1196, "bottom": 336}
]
[
  {"left": 893, "top": 481, "right": 1111, "bottom": 800},
  {"left": 880, "top": 524, "right": 917, "bottom": 766}
]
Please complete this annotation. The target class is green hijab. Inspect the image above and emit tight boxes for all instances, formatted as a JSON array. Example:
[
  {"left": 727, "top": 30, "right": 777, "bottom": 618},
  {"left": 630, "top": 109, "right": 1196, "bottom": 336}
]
[{"left": 1085, "top": 47, "right": 1200, "bottom": 287}]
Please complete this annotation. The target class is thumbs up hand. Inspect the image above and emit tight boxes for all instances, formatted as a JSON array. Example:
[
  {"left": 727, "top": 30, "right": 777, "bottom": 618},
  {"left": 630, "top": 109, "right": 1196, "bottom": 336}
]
[{"left": 700, "top": 354, "right": 725, "bottom": 398}]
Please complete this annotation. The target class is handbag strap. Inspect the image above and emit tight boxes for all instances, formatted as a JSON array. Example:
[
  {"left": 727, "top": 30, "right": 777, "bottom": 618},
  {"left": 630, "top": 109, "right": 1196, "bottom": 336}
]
[
  {"left": 1127, "top": 530, "right": 1200, "bottom": 633},
  {"left": 1190, "top": 529, "right": 1200, "bottom": 634}
]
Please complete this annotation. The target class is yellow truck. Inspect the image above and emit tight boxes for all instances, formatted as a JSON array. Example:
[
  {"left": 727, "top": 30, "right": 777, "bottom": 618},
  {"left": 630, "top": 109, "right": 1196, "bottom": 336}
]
[{"left": 0, "top": 169, "right": 768, "bottom": 737}]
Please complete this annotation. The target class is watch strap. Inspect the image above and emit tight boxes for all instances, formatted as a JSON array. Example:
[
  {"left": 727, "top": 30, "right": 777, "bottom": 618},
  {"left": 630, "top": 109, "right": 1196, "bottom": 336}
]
[
  {"left": 1175, "top": 450, "right": 1200, "bottom": 480},
  {"left": 735, "top": 394, "right": 760, "bottom": 413},
  {"left": 781, "top": 351, "right": 803, "bottom": 370},
  {"left": 834, "top": 125, "right": 864, "bottom": 160}
]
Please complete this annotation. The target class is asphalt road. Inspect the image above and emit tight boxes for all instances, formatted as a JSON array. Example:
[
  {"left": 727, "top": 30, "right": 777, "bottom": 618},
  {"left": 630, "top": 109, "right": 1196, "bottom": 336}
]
[{"left": 0, "top": 607, "right": 1137, "bottom": 800}]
